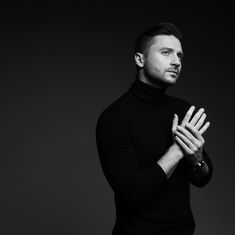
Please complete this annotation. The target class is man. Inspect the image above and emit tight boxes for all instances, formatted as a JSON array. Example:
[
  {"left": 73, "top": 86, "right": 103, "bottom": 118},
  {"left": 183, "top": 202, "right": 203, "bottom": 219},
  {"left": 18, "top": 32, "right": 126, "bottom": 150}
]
[{"left": 96, "top": 23, "right": 213, "bottom": 235}]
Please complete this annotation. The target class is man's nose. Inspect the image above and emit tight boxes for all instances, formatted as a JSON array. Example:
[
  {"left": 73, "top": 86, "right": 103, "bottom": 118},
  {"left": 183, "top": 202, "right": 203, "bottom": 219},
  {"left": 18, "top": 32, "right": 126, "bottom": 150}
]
[{"left": 170, "top": 56, "right": 181, "bottom": 69}]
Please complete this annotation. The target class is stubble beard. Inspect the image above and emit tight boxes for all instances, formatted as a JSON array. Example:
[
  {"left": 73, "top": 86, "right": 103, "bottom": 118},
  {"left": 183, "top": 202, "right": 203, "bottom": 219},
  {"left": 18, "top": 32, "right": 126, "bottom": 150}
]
[{"left": 143, "top": 68, "right": 175, "bottom": 89}]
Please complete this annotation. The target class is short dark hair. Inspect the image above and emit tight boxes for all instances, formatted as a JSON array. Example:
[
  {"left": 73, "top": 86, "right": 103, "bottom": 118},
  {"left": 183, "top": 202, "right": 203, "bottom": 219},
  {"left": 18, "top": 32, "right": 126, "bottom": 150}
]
[{"left": 135, "top": 23, "right": 182, "bottom": 54}]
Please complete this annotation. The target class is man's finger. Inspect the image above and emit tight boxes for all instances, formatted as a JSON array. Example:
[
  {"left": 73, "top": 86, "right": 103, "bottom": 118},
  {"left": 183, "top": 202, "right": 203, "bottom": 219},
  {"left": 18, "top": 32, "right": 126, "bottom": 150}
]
[
  {"left": 176, "top": 125, "right": 201, "bottom": 147},
  {"left": 185, "top": 124, "right": 205, "bottom": 144},
  {"left": 175, "top": 130, "right": 197, "bottom": 150},
  {"left": 199, "top": 122, "right": 210, "bottom": 135},
  {"left": 172, "top": 114, "right": 178, "bottom": 132},
  {"left": 195, "top": 113, "right": 207, "bottom": 130},
  {"left": 175, "top": 136, "right": 194, "bottom": 155},
  {"left": 181, "top": 106, "right": 195, "bottom": 127},
  {"left": 190, "top": 108, "right": 205, "bottom": 126}
]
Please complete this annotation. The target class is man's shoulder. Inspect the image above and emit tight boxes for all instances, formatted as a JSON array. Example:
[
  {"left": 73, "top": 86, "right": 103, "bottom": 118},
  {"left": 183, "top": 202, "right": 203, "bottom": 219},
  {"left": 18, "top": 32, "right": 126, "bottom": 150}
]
[{"left": 97, "top": 91, "right": 133, "bottom": 126}]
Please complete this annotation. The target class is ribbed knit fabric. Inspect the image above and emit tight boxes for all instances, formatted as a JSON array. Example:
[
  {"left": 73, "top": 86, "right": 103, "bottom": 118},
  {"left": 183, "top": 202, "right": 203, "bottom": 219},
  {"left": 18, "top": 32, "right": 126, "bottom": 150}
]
[{"left": 96, "top": 78, "right": 213, "bottom": 235}]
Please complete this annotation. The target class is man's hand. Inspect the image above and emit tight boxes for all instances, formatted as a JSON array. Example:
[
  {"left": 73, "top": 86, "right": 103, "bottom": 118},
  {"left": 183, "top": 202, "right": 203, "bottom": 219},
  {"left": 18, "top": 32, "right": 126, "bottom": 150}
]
[
  {"left": 173, "top": 106, "right": 210, "bottom": 164},
  {"left": 157, "top": 107, "right": 210, "bottom": 178},
  {"left": 180, "top": 106, "right": 210, "bottom": 135}
]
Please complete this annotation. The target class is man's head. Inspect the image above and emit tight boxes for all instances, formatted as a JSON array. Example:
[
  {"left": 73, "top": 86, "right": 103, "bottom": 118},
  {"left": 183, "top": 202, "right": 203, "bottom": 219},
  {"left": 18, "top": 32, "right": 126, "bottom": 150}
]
[{"left": 134, "top": 23, "right": 184, "bottom": 88}]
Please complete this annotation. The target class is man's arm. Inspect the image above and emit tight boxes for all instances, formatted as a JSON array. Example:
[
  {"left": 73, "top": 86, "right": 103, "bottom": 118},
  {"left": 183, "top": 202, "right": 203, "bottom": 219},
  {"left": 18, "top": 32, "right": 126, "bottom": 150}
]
[
  {"left": 174, "top": 106, "right": 213, "bottom": 186},
  {"left": 96, "top": 106, "right": 212, "bottom": 214},
  {"left": 157, "top": 113, "right": 184, "bottom": 178},
  {"left": 96, "top": 109, "right": 189, "bottom": 212},
  {"left": 96, "top": 110, "right": 169, "bottom": 213}
]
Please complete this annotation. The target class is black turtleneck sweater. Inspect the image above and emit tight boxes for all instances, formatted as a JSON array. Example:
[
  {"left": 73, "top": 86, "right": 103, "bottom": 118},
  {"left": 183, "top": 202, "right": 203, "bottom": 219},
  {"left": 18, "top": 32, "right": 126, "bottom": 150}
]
[{"left": 96, "top": 79, "right": 213, "bottom": 235}]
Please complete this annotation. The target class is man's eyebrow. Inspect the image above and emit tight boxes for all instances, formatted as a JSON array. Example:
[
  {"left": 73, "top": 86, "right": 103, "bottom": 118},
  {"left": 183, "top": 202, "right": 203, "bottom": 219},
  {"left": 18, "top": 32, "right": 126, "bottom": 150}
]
[
  {"left": 160, "top": 47, "right": 184, "bottom": 57},
  {"left": 160, "top": 47, "right": 174, "bottom": 51}
]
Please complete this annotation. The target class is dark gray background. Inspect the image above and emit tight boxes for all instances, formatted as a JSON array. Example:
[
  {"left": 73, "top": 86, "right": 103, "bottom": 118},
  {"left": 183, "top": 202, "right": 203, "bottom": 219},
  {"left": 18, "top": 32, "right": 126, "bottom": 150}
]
[{"left": 1, "top": 1, "right": 234, "bottom": 234}]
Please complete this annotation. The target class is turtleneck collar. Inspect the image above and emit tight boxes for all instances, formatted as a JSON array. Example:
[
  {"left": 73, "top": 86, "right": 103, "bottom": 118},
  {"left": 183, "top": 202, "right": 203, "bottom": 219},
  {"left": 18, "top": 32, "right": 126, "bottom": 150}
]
[{"left": 129, "top": 78, "right": 167, "bottom": 104}]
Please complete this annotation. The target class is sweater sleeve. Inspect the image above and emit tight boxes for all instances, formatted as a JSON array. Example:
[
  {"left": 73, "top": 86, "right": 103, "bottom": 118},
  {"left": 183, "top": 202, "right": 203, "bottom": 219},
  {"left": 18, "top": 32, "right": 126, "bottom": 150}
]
[
  {"left": 96, "top": 110, "right": 168, "bottom": 212},
  {"left": 187, "top": 148, "right": 213, "bottom": 187}
]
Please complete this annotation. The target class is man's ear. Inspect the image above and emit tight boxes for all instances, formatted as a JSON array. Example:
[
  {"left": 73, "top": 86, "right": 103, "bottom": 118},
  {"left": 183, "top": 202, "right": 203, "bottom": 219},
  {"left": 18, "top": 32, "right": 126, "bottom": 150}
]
[{"left": 135, "top": 52, "right": 144, "bottom": 68}]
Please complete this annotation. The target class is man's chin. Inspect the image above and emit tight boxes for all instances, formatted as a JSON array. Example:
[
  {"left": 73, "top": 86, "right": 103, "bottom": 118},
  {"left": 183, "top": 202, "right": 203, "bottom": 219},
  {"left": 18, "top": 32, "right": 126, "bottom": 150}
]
[
  {"left": 165, "top": 75, "right": 178, "bottom": 85},
  {"left": 168, "top": 79, "right": 177, "bottom": 85},
  {"left": 141, "top": 73, "right": 178, "bottom": 88}
]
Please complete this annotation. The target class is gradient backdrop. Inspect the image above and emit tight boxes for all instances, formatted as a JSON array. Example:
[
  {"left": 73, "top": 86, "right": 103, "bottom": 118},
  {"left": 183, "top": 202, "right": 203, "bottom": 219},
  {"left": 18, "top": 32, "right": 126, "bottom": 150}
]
[{"left": 1, "top": 2, "right": 234, "bottom": 234}]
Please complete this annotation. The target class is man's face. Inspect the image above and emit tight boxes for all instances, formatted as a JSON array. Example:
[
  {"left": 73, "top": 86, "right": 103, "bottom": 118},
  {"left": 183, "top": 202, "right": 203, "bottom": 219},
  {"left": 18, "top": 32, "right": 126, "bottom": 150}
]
[{"left": 142, "top": 35, "right": 183, "bottom": 87}]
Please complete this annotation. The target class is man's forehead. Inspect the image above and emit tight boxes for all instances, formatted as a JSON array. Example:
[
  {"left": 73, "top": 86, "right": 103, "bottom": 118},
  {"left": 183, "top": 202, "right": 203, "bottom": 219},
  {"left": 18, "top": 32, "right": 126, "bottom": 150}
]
[{"left": 151, "top": 35, "right": 182, "bottom": 51}]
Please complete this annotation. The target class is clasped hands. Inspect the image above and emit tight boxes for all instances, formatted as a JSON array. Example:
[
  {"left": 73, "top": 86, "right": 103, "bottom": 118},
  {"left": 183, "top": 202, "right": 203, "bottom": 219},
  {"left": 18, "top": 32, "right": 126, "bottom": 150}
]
[{"left": 172, "top": 106, "right": 210, "bottom": 164}]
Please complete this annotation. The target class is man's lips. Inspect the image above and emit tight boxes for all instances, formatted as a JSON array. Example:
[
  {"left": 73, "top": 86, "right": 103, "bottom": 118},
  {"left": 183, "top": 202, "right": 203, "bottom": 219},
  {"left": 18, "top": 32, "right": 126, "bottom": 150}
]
[{"left": 166, "top": 70, "right": 179, "bottom": 75}]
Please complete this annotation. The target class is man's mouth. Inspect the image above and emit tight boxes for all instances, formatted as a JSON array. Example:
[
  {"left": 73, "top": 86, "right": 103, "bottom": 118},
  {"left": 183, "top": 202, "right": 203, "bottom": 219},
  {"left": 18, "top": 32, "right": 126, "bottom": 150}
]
[{"left": 167, "top": 70, "right": 178, "bottom": 75}]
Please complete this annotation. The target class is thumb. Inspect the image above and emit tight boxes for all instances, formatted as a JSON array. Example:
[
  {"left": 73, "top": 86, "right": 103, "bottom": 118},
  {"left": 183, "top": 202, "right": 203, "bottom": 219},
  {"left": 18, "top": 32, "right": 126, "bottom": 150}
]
[{"left": 172, "top": 114, "right": 178, "bottom": 133}]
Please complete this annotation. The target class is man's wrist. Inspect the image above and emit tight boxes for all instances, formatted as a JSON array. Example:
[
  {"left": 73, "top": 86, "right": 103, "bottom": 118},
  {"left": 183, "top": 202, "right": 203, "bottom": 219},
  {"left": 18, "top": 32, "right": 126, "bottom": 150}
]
[
  {"left": 168, "top": 143, "right": 184, "bottom": 160},
  {"left": 185, "top": 151, "right": 204, "bottom": 167},
  {"left": 156, "top": 143, "right": 184, "bottom": 178},
  {"left": 192, "top": 159, "right": 205, "bottom": 171}
]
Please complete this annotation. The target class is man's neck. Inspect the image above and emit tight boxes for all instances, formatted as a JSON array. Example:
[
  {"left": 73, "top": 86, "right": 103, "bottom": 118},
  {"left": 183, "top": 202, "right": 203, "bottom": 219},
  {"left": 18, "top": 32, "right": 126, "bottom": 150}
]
[{"left": 136, "top": 72, "right": 168, "bottom": 90}]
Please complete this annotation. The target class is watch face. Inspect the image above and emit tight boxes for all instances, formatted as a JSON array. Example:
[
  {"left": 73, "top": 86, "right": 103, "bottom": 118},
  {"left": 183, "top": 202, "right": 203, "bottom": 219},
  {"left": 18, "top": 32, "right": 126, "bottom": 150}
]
[{"left": 193, "top": 160, "right": 205, "bottom": 170}]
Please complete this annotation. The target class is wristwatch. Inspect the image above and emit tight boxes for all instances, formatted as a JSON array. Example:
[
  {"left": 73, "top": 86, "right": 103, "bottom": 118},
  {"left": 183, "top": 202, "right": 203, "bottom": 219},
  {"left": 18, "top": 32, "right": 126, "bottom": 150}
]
[{"left": 192, "top": 159, "right": 205, "bottom": 170}]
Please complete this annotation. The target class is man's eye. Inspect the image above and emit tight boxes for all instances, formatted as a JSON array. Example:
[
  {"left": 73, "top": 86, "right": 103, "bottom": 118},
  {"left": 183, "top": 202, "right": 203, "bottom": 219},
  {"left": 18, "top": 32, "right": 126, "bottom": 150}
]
[
  {"left": 162, "top": 51, "right": 169, "bottom": 55},
  {"left": 178, "top": 55, "right": 183, "bottom": 61}
]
